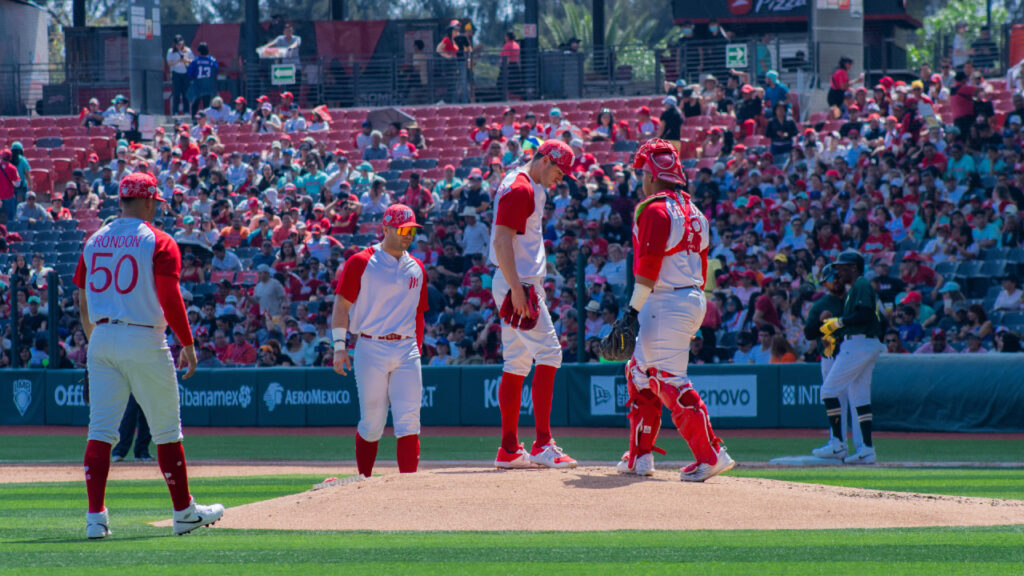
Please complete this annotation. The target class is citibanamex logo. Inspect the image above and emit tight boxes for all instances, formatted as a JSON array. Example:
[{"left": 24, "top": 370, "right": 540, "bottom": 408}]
[
  {"left": 483, "top": 377, "right": 533, "bottom": 414},
  {"left": 178, "top": 384, "right": 253, "bottom": 408},
  {"left": 13, "top": 379, "right": 32, "bottom": 416},
  {"left": 54, "top": 384, "right": 88, "bottom": 407}
]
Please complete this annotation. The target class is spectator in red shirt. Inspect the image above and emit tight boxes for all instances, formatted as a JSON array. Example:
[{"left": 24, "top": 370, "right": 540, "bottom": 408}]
[
  {"left": 583, "top": 221, "right": 608, "bottom": 257},
  {"left": 271, "top": 212, "right": 296, "bottom": 246},
  {"left": 918, "top": 141, "right": 947, "bottom": 175},
  {"left": 328, "top": 193, "right": 362, "bottom": 234},
  {"left": 949, "top": 71, "right": 980, "bottom": 137},
  {"left": 635, "top": 106, "right": 660, "bottom": 142},
  {"left": 900, "top": 251, "right": 942, "bottom": 294},
  {"left": 752, "top": 285, "right": 781, "bottom": 329},
  {"left": 481, "top": 123, "right": 507, "bottom": 153},
  {"left": 288, "top": 261, "right": 323, "bottom": 301},
  {"left": 177, "top": 132, "right": 200, "bottom": 164},
  {"left": 465, "top": 273, "right": 495, "bottom": 309},
  {"left": 0, "top": 149, "right": 22, "bottom": 222},
  {"left": 402, "top": 172, "right": 433, "bottom": 213},
  {"left": 223, "top": 326, "right": 258, "bottom": 365},
  {"left": 862, "top": 219, "right": 894, "bottom": 254},
  {"left": 47, "top": 192, "right": 73, "bottom": 221}
]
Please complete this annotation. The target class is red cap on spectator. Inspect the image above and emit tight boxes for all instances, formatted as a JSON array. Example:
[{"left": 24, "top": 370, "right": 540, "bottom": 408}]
[
  {"left": 825, "top": 169, "right": 840, "bottom": 179},
  {"left": 489, "top": 122, "right": 501, "bottom": 130},
  {"left": 901, "top": 291, "right": 923, "bottom": 304},
  {"left": 383, "top": 203, "right": 422, "bottom": 228},
  {"left": 804, "top": 128, "right": 815, "bottom": 136},
  {"left": 201, "top": 125, "right": 213, "bottom": 134},
  {"left": 119, "top": 172, "right": 165, "bottom": 202},
  {"left": 399, "top": 129, "right": 409, "bottom": 137},
  {"left": 733, "top": 144, "right": 747, "bottom": 153},
  {"left": 741, "top": 84, "right": 754, "bottom": 94},
  {"left": 443, "top": 163, "right": 455, "bottom": 171},
  {"left": 586, "top": 221, "right": 600, "bottom": 230},
  {"left": 520, "top": 122, "right": 532, "bottom": 130},
  {"left": 468, "top": 168, "right": 483, "bottom": 179},
  {"left": 310, "top": 225, "right": 322, "bottom": 233},
  {"left": 88, "top": 153, "right": 99, "bottom": 162},
  {"left": 235, "top": 96, "right": 246, "bottom": 104},
  {"left": 637, "top": 105, "right": 651, "bottom": 115},
  {"left": 155, "top": 127, "right": 165, "bottom": 134},
  {"left": 592, "top": 168, "right": 606, "bottom": 179},
  {"left": 281, "top": 91, "right": 294, "bottom": 100},
  {"left": 848, "top": 104, "right": 860, "bottom": 112},
  {"left": 794, "top": 179, "right": 807, "bottom": 189},
  {"left": 931, "top": 328, "right": 946, "bottom": 338},
  {"left": 710, "top": 126, "right": 722, "bottom": 134},
  {"left": 257, "top": 95, "right": 270, "bottom": 103},
  {"left": 503, "top": 107, "right": 514, "bottom": 115},
  {"left": 536, "top": 140, "right": 576, "bottom": 179},
  {"left": 902, "top": 250, "right": 921, "bottom": 262},
  {"left": 179, "top": 123, "right": 190, "bottom": 133}
]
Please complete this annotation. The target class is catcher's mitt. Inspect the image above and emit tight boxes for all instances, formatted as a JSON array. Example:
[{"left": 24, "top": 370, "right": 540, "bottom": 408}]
[
  {"left": 600, "top": 309, "right": 639, "bottom": 361},
  {"left": 499, "top": 283, "right": 540, "bottom": 330}
]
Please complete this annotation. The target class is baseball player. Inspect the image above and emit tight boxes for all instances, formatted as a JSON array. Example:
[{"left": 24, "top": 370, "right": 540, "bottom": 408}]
[
  {"left": 803, "top": 263, "right": 862, "bottom": 450},
  {"left": 332, "top": 203, "right": 428, "bottom": 477},
  {"left": 815, "top": 250, "right": 886, "bottom": 464},
  {"left": 73, "top": 172, "right": 223, "bottom": 539},
  {"left": 608, "top": 138, "right": 735, "bottom": 481},
  {"left": 490, "top": 139, "right": 577, "bottom": 469}
]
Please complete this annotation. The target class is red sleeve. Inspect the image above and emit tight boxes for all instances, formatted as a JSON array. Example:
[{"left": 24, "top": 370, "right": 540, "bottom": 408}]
[
  {"left": 415, "top": 258, "right": 428, "bottom": 352},
  {"left": 494, "top": 174, "right": 533, "bottom": 234},
  {"left": 699, "top": 247, "right": 708, "bottom": 291},
  {"left": 634, "top": 201, "right": 671, "bottom": 281},
  {"left": 149, "top": 227, "right": 182, "bottom": 278},
  {"left": 73, "top": 253, "right": 87, "bottom": 289},
  {"left": 147, "top": 227, "right": 191, "bottom": 345},
  {"left": 337, "top": 247, "right": 373, "bottom": 302}
]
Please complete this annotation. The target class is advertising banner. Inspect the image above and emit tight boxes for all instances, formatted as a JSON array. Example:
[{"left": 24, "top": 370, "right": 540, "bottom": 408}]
[{"left": 0, "top": 370, "right": 47, "bottom": 425}]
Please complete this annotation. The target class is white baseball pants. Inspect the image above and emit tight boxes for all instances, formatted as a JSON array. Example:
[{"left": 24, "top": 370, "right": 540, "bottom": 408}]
[
  {"left": 820, "top": 356, "right": 862, "bottom": 448},
  {"left": 820, "top": 335, "right": 884, "bottom": 407},
  {"left": 353, "top": 337, "right": 422, "bottom": 442},
  {"left": 86, "top": 323, "right": 184, "bottom": 446},
  {"left": 631, "top": 287, "right": 705, "bottom": 390},
  {"left": 491, "top": 270, "right": 562, "bottom": 376}
]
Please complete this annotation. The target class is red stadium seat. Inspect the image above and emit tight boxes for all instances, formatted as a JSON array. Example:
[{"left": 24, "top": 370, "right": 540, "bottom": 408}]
[
  {"left": 51, "top": 158, "right": 73, "bottom": 183},
  {"left": 30, "top": 168, "right": 52, "bottom": 195}
]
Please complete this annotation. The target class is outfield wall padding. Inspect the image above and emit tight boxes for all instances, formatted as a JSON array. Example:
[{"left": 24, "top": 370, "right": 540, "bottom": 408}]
[{"left": 1, "top": 358, "right": 1021, "bottom": 432}]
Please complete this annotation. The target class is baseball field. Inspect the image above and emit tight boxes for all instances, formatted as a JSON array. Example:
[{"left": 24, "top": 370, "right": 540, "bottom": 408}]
[{"left": 1, "top": 426, "right": 1023, "bottom": 575}]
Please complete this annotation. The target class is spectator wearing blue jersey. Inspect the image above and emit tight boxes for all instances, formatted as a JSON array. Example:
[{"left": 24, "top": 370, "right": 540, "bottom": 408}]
[{"left": 187, "top": 42, "right": 219, "bottom": 117}]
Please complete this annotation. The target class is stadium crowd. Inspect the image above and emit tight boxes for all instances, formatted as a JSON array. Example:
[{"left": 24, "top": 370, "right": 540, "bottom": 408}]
[{"left": 3, "top": 55, "right": 1024, "bottom": 369}]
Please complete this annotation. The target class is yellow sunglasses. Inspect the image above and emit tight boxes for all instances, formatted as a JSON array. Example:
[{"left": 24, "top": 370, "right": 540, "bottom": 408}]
[{"left": 393, "top": 226, "right": 417, "bottom": 236}]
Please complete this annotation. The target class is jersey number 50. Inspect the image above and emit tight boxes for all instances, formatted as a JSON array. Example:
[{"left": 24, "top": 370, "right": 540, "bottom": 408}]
[{"left": 89, "top": 252, "right": 139, "bottom": 294}]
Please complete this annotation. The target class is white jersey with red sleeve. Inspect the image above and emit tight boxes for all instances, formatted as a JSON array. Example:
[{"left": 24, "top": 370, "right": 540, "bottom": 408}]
[
  {"left": 337, "top": 244, "right": 428, "bottom": 342},
  {"left": 73, "top": 218, "right": 181, "bottom": 329},
  {"left": 487, "top": 168, "right": 547, "bottom": 280},
  {"left": 632, "top": 191, "right": 710, "bottom": 290}
]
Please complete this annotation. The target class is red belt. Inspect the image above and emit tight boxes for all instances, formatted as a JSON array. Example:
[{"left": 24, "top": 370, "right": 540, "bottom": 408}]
[
  {"left": 96, "top": 318, "right": 156, "bottom": 329},
  {"left": 360, "top": 333, "right": 408, "bottom": 341}
]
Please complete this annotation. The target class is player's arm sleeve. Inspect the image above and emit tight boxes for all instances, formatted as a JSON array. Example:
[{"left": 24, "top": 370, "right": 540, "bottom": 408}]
[
  {"left": 493, "top": 178, "right": 533, "bottom": 234},
  {"left": 152, "top": 234, "right": 194, "bottom": 346},
  {"left": 416, "top": 260, "right": 429, "bottom": 352},
  {"left": 634, "top": 202, "right": 671, "bottom": 282},
  {"left": 336, "top": 249, "right": 371, "bottom": 303}
]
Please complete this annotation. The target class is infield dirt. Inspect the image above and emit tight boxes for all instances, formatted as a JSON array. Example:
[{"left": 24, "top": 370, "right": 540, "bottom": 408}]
[{"left": 187, "top": 466, "right": 1024, "bottom": 531}]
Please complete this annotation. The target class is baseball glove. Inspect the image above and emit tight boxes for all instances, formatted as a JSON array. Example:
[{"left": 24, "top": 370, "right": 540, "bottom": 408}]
[
  {"left": 600, "top": 309, "right": 639, "bottom": 362},
  {"left": 821, "top": 334, "right": 837, "bottom": 359},
  {"left": 499, "top": 283, "right": 540, "bottom": 330}
]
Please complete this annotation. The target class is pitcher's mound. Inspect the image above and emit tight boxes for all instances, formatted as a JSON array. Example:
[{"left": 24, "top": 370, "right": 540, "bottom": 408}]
[{"left": 198, "top": 466, "right": 1024, "bottom": 531}]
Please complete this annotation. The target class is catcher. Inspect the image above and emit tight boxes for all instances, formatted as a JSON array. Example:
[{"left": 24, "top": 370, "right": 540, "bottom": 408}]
[
  {"left": 602, "top": 138, "right": 735, "bottom": 481},
  {"left": 803, "top": 263, "right": 861, "bottom": 450}
]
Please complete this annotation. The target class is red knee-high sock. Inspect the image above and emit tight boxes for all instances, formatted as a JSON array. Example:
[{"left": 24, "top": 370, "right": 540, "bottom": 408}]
[
  {"left": 531, "top": 364, "right": 557, "bottom": 448},
  {"left": 499, "top": 372, "right": 526, "bottom": 453},
  {"left": 396, "top": 435, "right": 420, "bottom": 473},
  {"left": 673, "top": 390, "right": 718, "bottom": 465},
  {"left": 157, "top": 442, "right": 193, "bottom": 511},
  {"left": 355, "top": 433, "right": 379, "bottom": 477},
  {"left": 84, "top": 440, "right": 112, "bottom": 513}
]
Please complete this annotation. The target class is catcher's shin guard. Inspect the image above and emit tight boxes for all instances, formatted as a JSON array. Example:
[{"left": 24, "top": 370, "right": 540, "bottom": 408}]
[
  {"left": 624, "top": 362, "right": 664, "bottom": 468},
  {"left": 651, "top": 369, "right": 720, "bottom": 465}
]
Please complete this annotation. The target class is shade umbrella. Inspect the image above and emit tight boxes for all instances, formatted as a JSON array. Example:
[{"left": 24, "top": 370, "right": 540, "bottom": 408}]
[{"left": 366, "top": 107, "right": 416, "bottom": 131}]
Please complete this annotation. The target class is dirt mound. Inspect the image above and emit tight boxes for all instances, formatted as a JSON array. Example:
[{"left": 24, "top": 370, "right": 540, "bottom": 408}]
[{"left": 201, "top": 466, "right": 1024, "bottom": 531}]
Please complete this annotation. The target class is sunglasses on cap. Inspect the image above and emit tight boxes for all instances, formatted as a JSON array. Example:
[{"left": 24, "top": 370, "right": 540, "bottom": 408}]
[{"left": 392, "top": 226, "right": 417, "bottom": 236}]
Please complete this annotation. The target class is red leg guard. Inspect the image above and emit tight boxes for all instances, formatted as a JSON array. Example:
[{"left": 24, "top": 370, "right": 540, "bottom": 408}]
[
  {"left": 84, "top": 440, "right": 112, "bottom": 513},
  {"left": 355, "top": 433, "right": 379, "bottom": 477},
  {"left": 531, "top": 365, "right": 557, "bottom": 448},
  {"left": 659, "top": 383, "right": 719, "bottom": 465},
  {"left": 623, "top": 361, "right": 665, "bottom": 467},
  {"left": 157, "top": 442, "right": 193, "bottom": 511},
  {"left": 498, "top": 372, "right": 526, "bottom": 453},
  {"left": 396, "top": 435, "right": 420, "bottom": 473}
]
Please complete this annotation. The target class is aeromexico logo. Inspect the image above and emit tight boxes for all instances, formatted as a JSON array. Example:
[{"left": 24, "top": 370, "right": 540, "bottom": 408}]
[
  {"left": 263, "top": 382, "right": 352, "bottom": 412},
  {"left": 178, "top": 384, "right": 253, "bottom": 408},
  {"left": 483, "top": 377, "right": 533, "bottom": 415}
]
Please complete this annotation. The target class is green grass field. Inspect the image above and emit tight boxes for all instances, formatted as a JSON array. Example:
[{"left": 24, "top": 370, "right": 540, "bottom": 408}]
[{"left": 1, "top": 433, "right": 1023, "bottom": 575}]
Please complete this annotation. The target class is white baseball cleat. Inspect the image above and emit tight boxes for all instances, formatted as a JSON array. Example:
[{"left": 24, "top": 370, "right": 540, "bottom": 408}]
[
  {"left": 530, "top": 440, "right": 578, "bottom": 469},
  {"left": 843, "top": 445, "right": 877, "bottom": 465},
  {"left": 617, "top": 452, "right": 655, "bottom": 476},
  {"left": 173, "top": 499, "right": 224, "bottom": 535},
  {"left": 86, "top": 509, "right": 111, "bottom": 540},
  {"left": 811, "top": 438, "right": 848, "bottom": 460},
  {"left": 680, "top": 448, "right": 736, "bottom": 482},
  {"left": 494, "top": 444, "right": 533, "bottom": 469}
]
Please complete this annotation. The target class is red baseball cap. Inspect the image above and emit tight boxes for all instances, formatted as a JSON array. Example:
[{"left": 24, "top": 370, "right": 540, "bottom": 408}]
[
  {"left": 536, "top": 140, "right": 576, "bottom": 179},
  {"left": 119, "top": 172, "right": 166, "bottom": 202},
  {"left": 235, "top": 96, "right": 246, "bottom": 104},
  {"left": 637, "top": 105, "right": 651, "bottom": 115},
  {"left": 88, "top": 153, "right": 99, "bottom": 163},
  {"left": 383, "top": 204, "right": 421, "bottom": 228},
  {"left": 280, "top": 91, "right": 294, "bottom": 100}
]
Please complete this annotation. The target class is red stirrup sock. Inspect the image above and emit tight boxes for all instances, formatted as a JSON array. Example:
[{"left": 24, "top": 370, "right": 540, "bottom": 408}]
[
  {"left": 157, "top": 442, "right": 193, "bottom": 511},
  {"left": 396, "top": 435, "right": 420, "bottom": 473},
  {"left": 84, "top": 440, "right": 112, "bottom": 513},
  {"left": 355, "top": 433, "right": 379, "bottom": 477},
  {"left": 531, "top": 364, "right": 557, "bottom": 447},
  {"left": 499, "top": 372, "right": 526, "bottom": 453}
]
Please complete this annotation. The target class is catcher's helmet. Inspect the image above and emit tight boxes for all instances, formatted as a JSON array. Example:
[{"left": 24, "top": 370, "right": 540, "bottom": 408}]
[{"left": 835, "top": 250, "right": 865, "bottom": 271}]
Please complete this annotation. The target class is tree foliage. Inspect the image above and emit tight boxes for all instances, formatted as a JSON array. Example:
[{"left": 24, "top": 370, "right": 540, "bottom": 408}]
[
  {"left": 540, "top": 0, "right": 671, "bottom": 50},
  {"left": 907, "top": 0, "right": 1007, "bottom": 70}
]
